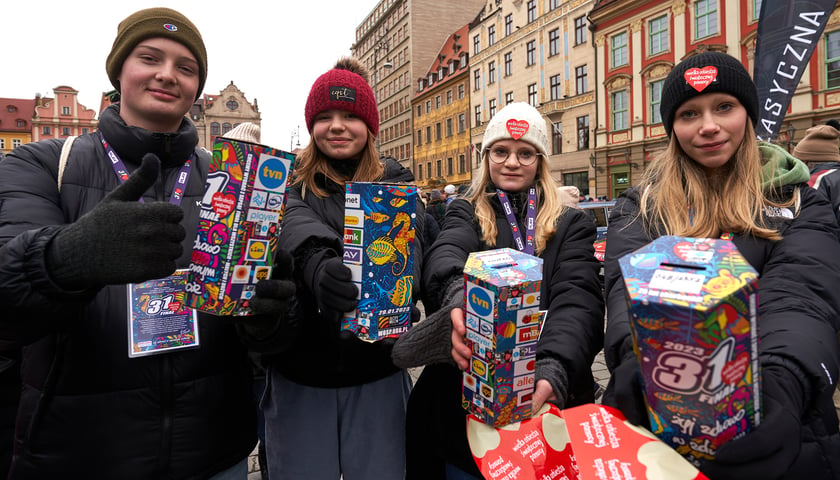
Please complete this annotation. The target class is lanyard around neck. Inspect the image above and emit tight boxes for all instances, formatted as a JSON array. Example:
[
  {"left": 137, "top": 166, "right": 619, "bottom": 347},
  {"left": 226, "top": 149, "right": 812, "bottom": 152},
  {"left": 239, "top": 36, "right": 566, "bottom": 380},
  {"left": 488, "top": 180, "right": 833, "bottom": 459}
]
[
  {"left": 98, "top": 132, "right": 193, "bottom": 206},
  {"left": 496, "top": 186, "right": 537, "bottom": 255}
]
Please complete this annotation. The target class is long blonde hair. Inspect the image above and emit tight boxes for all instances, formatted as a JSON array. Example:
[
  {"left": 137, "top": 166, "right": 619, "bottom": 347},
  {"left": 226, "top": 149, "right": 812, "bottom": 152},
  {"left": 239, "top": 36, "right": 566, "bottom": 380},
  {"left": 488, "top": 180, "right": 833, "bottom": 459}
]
[
  {"left": 639, "top": 121, "right": 794, "bottom": 240},
  {"left": 466, "top": 149, "right": 565, "bottom": 255},
  {"left": 291, "top": 132, "right": 384, "bottom": 198}
]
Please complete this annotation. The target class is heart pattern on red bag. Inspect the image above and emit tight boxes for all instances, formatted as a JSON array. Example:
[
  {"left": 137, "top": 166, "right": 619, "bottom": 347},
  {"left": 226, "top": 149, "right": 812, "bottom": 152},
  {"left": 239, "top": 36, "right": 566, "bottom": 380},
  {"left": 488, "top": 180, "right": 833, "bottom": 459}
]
[
  {"left": 684, "top": 66, "right": 718, "bottom": 92},
  {"left": 506, "top": 119, "right": 530, "bottom": 139}
]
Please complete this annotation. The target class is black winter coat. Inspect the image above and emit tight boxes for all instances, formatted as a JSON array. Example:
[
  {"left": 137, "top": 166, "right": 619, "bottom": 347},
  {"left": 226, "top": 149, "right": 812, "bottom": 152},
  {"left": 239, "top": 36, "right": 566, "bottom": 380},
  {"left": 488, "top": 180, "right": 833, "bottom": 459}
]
[
  {"left": 269, "top": 157, "right": 424, "bottom": 388},
  {"left": 0, "top": 105, "right": 256, "bottom": 479},
  {"left": 408, "top": 193, "right": 604, "bottom": 477},
  {"left": 604, "top": 185, "right": 840, "bottom": 479}
]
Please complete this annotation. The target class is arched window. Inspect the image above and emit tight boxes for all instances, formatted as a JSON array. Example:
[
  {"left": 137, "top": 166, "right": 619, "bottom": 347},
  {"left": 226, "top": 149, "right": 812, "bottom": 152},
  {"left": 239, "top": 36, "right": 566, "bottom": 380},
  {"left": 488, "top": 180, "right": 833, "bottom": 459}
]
[
  {"left": 210, "top": 122, "right": 221, "bottom": 135},
  {"left": 222, "top": 123, "right": 232, "bottom": 134}
]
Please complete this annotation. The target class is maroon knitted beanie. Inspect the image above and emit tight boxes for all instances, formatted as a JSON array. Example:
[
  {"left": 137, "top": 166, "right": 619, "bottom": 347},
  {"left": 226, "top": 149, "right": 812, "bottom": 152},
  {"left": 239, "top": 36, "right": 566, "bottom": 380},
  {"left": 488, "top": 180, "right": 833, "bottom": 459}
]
[{"left": 304, "top": 58, "right": 379, "bottom": 137}]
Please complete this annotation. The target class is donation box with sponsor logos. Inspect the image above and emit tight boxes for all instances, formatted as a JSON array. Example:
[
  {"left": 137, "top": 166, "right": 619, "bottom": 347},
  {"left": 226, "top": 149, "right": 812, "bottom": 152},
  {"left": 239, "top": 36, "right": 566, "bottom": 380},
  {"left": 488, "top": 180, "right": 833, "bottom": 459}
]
[
  {"left": 462, "top": 248, "right": 544, "bottom": 427},
  {"left": 186, "top": 137, "right": 295, "bottom": 316},
  {"left": 340, "top": 182, "right": 417, "bottom": 342},
  {"left": 618, "top": 235, "right": 760, "bottom": 466}
]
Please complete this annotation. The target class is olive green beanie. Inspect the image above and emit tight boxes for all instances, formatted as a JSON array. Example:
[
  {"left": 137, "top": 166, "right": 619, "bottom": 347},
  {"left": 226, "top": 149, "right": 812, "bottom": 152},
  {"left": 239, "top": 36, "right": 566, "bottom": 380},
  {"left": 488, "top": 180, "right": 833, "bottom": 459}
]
[{"left": 106, "top": 7, "right": 207, "bottom": 101}]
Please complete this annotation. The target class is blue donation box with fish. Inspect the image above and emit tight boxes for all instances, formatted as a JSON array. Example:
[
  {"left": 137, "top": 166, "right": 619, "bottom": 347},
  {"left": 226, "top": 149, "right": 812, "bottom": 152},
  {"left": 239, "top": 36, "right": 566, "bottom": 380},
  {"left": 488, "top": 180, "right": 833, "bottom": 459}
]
[{"left": 341, "top": 182, "right": 416, "bottom": 342}]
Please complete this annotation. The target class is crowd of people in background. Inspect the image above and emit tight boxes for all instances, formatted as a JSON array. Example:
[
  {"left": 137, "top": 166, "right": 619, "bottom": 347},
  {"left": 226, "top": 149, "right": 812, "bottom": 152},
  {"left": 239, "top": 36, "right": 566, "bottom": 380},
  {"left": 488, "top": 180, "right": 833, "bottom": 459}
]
[{"left": 0, "top": 7, "right": 838, "bottom": 480}]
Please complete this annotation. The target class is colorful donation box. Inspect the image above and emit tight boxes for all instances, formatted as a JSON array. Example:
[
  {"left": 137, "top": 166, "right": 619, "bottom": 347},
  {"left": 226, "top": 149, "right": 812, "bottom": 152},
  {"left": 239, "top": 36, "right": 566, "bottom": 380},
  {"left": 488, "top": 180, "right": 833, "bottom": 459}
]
[
  {"left": 340, "top": 182, "right": 416, "bottom": 342},
  {"left": 618, "top": 236, "right": 760, "bottom": 465},
  {"left": 462, "top": 248, "right": 545, "bottom": 427},
  {"left": 187, "top": 137, "right": 295, "bottom": 316}
]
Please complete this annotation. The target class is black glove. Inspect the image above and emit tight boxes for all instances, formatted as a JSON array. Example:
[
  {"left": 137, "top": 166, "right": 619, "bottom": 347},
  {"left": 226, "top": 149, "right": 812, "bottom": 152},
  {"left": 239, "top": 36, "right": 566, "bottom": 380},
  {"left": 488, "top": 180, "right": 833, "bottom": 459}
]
[
  {"left": 602, "top": 351, "right": 650, "bottom": 428},
  {"left": 535, "top": 357, "right": 569, "bottom": 409},
  {"left": 313, "top": 256, "right": 358, "bottom": 320},
  {"left": 237, "top": 249, "right": 298, "bottom": 353},
  {"left": 699, "top": 366, "right": 803, "bottom": 480},
  {"left": 47, "top": 153, "right": 185, "bottom": 288}
]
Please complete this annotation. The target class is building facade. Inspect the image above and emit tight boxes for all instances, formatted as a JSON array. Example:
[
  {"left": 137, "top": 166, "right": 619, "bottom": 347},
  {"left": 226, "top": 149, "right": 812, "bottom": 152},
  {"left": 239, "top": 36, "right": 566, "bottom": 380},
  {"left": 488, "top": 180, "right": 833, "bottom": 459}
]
[
  {"left": 0, "top": 98, "right": 36, "bottom": 155},
  {"left": 353, "top": 0, "right": 485, "bottom": 171},
  {"left": 469, "top": 0, "right": 597, "bottom": 197},
  {"left": 412, "top": 24, "right": 474, "bottom": 191},
  {"left": 193, "top": 82, "right": 261, "bottom": 150},
  {"left": 31, "top": 86, "right": 97, "bottom": 144}
]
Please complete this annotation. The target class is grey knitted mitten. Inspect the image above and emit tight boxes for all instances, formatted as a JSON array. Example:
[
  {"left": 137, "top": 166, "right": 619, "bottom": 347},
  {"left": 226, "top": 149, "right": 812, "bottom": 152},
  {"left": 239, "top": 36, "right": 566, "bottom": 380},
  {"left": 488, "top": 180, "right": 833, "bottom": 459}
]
[
  {"left": 391, "top": 278, "right": 463, "bottom": 368},
  {"left": 535, "top": 357, "right": 569, "bottom": 409}
]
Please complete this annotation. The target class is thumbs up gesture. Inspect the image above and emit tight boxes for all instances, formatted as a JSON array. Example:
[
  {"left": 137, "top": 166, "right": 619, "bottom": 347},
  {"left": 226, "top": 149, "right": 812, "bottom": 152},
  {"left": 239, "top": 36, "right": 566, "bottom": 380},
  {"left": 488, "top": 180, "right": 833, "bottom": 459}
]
[{"left": 47, "top": 153, "right": 187, "bottom": 288}]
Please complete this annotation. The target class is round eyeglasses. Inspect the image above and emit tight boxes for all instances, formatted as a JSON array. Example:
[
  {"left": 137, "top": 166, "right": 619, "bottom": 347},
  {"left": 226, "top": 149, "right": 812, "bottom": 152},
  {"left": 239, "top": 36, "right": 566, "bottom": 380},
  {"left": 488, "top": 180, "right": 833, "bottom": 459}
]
[{"left": 487, "top": 147, "right": 541, "bottom": 166}]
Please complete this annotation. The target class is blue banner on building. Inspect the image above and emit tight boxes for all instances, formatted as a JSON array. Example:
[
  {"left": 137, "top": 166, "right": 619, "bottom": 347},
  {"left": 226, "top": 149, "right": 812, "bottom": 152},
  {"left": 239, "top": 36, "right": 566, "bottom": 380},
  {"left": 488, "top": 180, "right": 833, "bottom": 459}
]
[{"left": 754, "top": 0, "right": 835, "bottom": 141}]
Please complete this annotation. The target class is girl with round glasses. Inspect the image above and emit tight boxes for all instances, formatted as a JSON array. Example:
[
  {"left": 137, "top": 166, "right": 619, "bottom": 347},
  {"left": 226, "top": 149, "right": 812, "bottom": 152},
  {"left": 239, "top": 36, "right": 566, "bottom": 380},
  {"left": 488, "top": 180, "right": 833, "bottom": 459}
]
[{"left": 391, "top": 102, "right": 604, "bottom": 479}]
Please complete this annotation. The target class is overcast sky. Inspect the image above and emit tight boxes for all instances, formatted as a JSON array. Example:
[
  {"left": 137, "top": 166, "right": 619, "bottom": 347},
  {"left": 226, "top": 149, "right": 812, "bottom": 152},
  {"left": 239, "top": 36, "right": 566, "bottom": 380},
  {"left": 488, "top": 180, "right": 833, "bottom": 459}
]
[{"left": 4, "top": 0, "right": 382, "bottom": 150}]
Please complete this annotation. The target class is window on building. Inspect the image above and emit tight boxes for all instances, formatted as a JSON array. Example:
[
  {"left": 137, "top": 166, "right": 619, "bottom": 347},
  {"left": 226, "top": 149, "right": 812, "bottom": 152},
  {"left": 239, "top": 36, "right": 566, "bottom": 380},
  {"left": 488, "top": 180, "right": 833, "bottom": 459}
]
[
  {"left": 436, "top": 159, "right": 442, "bottom": 177},
  {"left": 427, "top": 161, "right": 432, "bottom": 178},
  {"left": 489, "top": 98, "right": 497, "bottom": 118},
  {"left": 649, "top": 15, "right": 669, "bottom": 55},
  {"left": 488, "top": 25, "right": 496, "bottom": 46},
  {"left": 82, "top": 128, "right": 89, "bottom": 135},
  {"left": 552, "top": 122, "right": 562, "bottom": 154},
  {"left": 650, "top": 79, "right": 664, "bottom": 124},
  {"left": 506, "top": 92, "right": 514, "bottom": 105},
  {"left": 16, "top": 120, "right": 24, "bottom": 128},
  {"left": 426, "top": 126, "right": 432, "bottom": 142},
  {"left": 473, "top": 34, "right": 480, "bottom": 54},
  {"left": 446, "top": 118, "right": 453, "bottom": 137},
  {"left": 62, "top": 106, "right": 70, "bottom": 115},
  {"left": 475, "top": 105, "right": 482, "bottom": 126},
  {"left": 504, "top": 52, "right": 513, "bottom": 76},
  {"left": 211, "top": 122, "right": 221, "bottom": 135},
  {"left": 611, "top": 32, "right": 628, "bottom": 68},
  {"left": 435, "top": 123, "right": 441, "bottom": 140},
  {"left": 549, "top": 29, "right": 560, "bottom": 56},
  {"left": 418, "top": 164, "right": 423, "bottom": 180},
  {"left": 528, "top": 83, "right": 538, "bottom": 107},
  {"left": 695, "top": 0, "right": 718, "bottom": 39},
  {"left": 447, "top": 90, "right": 453, "bottom": 104},
  {"left": 612, "top": 90, "right": 629, "bottom": 130},
  {"left": 575, "top": 16, "right": 587, "bottom": 45},
  {"left": 11, "top": 139, "right": 21, "bottom": 149},
  {"left": 226, "top": 99, "right": 239, "bottom": 110},
  {"left": 447, "top": 157, "right": 453, "bottom": 175},
  {"left": 474, "top": 69, "right": 481, "bottom": 90},
  {"left": 222, "top": 123, "right": 232, "bottom": 134},
  {"left": 505, "top": 14, "right": 513, "bottom": 36},
  {"left": 550, "top": 75, "right": 563, "bottom": 100},
  {"left": 459, "top": 113, "right": 466, "bottom": 132},
  {"left": 417, "top": 105, "right": 422, "bottom": 117},
  {"left": 0, "top": 139, "right": 5, "bottom": 149},
  {"left": 426, "top": 100, "right": 431, "bottom": 113},
  {"left": 459, "top": 154, "right": 466, "bottom": 173},
  {"left": 62, "top": 127, "right": 70, "bottom": 136},
  {"left": 458, "top": 84, "right": 465, "bottom": 99},
  {"left": 527, "top": 0, "right": 536, "bottom": 23},
  {"left": 436, "top": 95, "right": 441, "bottom": 108},
  {"left": 527, "top": 40, "right": 536, "bottom": 66},
  {"left": 577, "top": 115, "right": 590, "bottom": 150},
  {"left": 550, "top": 0, "right": 559, "bottom": 10},
  {"left": 827, "top": 31, "right": 840, "bottom": 89},
  {"left": 563, "top": 171, "right": 589, "bottom": 196},
  {"left": 43, "top": 126, "right": 51, "bottom": 135},
  {"left": 417, "top": 129, "right": 422, "bottom": 144},
  {"left": 575, "top": 65, "right": 588, "bottom": 94},
  {"left": 488, "top": 61, "right": 496, "bottom": 84},
  {"left": 753, "top": 0, "right": 763, "bottom": 20}
]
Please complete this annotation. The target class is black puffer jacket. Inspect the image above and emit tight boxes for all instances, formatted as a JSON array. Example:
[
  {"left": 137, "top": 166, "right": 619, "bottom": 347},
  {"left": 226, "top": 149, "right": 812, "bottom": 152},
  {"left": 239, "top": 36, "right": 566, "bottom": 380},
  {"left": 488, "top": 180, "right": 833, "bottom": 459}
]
[
  {"left": 604, "top": 182, "right": 840, "bottom": 479},
  {"left": 0, "top": 105, "right": 256, "bottom": 479},
  {"left": 408, "top": 192, "right": 604, "bottom": 477},
  {"left": 270, "top": 157, "right": 424, "bottom": 387}
]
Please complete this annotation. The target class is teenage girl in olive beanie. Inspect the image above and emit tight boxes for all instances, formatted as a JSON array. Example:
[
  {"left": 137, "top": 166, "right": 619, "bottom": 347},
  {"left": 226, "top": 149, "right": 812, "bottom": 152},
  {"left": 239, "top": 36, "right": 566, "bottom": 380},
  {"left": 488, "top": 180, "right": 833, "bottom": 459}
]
[
  {"left": 260, "top": 57, "right": 425, "bottom": 480},
  {"left": 603, "top": 51, "right": 840, "bottom": 479}
]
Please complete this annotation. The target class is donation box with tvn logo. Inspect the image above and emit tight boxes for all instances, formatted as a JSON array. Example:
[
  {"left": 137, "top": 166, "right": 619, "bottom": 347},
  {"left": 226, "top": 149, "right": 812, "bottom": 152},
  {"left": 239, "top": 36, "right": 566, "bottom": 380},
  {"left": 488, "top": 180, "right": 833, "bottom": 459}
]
[
  {"left": 619, "top": 235, "right": 760, "bottom": 466},
  {"left": 462, "top": 248, "right": 544, "bottom": 427},
  {"left": 187, "top": 137, "right": 295, "bottom": 316}
]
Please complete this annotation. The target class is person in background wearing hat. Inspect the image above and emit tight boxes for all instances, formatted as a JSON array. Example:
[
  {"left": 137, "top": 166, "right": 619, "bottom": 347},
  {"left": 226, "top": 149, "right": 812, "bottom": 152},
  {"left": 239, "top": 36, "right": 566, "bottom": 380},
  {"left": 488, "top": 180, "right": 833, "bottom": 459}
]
[
  {"left": 260, "top": 57, "right": 424, "bottom": 480},
  {"left": 427, "top": 188, "right": 447, "bottom": 227},
  {"left": 391, "top": 102, "right": 603, "bottom": 479},
  {"left": 603, "top": 51, "right": 840, "bottom": 479},
  {"left": 0, "top": 8, "right": 296, "bottom": 479},
  {"left": 443, "top": 183, "right": 458, "bottom": 204}
]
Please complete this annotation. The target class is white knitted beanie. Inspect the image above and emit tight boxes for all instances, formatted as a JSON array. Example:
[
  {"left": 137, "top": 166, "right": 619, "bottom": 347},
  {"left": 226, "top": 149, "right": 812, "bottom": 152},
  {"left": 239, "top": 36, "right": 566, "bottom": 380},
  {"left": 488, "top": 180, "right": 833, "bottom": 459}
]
[
  {"left": 481, "top": 102, "right": 549, "bottom": 157},
  {"left": 223, "top": 122, "right": 261, "bottom": 144}
]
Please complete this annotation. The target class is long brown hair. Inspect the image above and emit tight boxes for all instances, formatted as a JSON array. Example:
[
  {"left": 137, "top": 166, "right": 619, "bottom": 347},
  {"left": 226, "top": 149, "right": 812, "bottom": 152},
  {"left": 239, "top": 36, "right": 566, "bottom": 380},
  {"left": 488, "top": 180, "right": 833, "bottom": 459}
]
[
  {"left": 466, "top": 148, "right": 565, "bottom": 255},
  {"left": 639, "top": 121, "right": 795, "bottom": 240}
]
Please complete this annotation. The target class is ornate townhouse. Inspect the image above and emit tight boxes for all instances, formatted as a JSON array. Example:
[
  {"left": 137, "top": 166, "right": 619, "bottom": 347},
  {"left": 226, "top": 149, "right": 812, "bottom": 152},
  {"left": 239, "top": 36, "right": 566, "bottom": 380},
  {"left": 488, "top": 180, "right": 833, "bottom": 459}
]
[
  {"left": 352, "top": 0, "right": 484, "bottom": 171},
  {"left": 0, "top": 98, "right": 36, "bottom": 155},
  {"left": 412, "top": 24, "right": 474, "bottom": 191},
  {"left": 588, "top": 0, "right": 840, "bottom": 198},
  {"left": 469, "top": 0, "right": 597, "bottom": 197},
  {"left": 31, "top": 86, "right": 97, "bottom": 144},
  {"left": 192, "top": 82, "right": 261, "bottom": 150}
]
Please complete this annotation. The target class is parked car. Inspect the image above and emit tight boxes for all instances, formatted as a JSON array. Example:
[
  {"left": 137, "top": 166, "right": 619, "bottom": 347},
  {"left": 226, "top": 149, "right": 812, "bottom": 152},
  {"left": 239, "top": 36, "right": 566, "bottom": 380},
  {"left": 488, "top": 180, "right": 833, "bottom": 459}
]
[{"left": 577, "top": 200, "right": 616, "bottom": 281}]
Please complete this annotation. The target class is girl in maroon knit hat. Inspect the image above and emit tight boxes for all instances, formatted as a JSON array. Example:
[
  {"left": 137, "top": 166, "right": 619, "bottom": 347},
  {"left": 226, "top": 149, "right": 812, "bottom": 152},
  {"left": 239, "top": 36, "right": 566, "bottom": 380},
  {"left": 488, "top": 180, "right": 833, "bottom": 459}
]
[{"left": 259, "top": 57, "right": 425, "bottom": 480}]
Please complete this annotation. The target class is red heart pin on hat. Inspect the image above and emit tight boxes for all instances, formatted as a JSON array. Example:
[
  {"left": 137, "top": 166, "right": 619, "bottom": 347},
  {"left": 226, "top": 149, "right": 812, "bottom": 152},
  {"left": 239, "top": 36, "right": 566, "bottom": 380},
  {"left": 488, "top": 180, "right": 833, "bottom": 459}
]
[
  {"left": 506, "top": 119, "right": 530, "bottom": 139},
  {"left": 684, "top": 66, "right": 718, "bottom": 92}
]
